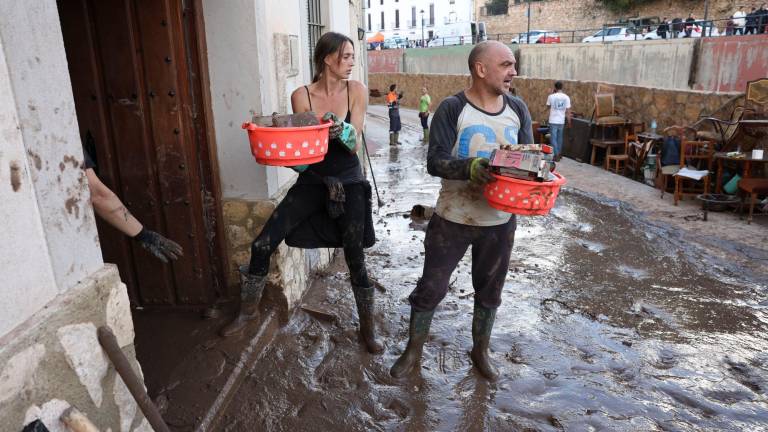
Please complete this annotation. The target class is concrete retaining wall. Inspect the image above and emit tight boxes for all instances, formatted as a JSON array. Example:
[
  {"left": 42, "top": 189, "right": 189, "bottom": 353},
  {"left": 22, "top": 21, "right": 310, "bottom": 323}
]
[
  {"left": 369, "top": 73, "right": 738, "bottom": 133},
  {"left": 695, "top": 35, "right": 768, "bottom": 93},
  {"left": 517, "top": 40, "right": 696, "bottom": 91},
  {"left": 368, "top": 35, "right": 768, "bottom": 92}
]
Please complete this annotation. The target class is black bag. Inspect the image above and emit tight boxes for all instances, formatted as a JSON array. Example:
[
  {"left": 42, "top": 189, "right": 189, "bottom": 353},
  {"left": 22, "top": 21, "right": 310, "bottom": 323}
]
[{"left": 661, "top": 135, "right": 681, "bottom": 166}]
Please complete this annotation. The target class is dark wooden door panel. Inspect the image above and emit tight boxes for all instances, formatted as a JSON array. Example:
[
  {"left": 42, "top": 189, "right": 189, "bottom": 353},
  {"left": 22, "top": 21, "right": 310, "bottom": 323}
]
[
  {"left": 58, "top": 0, "right": 141, "bottom": 302},
  {"left": 134, "top": 0, "right": 210, "bottom": 303},
  {"left": 58, "top": 0, "right": 220, "bottom": 307}
]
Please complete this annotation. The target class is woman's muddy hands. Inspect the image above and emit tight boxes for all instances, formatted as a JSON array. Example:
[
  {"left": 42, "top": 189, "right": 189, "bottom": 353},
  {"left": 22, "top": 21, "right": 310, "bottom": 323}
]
[{"left": 322, "top": 112, "right": 357, "bottom": 153}]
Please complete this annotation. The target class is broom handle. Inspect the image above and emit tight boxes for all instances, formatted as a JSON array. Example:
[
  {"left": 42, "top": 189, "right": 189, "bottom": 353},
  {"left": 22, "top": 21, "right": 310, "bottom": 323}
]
[{"left": 361, "top": 132, "right": 382, "bottom": 206}]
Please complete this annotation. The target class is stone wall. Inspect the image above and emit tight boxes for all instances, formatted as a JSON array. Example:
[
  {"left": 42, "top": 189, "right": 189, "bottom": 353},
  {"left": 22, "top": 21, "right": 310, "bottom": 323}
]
[
  {"left": 369, "top": 73, "right": 739, "bottom": 132},
  {"left": 222, "top": 193, "right": 335, "bottom": 309},
  {"left": 478, "top": 0, "right": 765, "bottom": 36},
  {"left": 0, "top": 265, "right": 150, "bottom": 431}
]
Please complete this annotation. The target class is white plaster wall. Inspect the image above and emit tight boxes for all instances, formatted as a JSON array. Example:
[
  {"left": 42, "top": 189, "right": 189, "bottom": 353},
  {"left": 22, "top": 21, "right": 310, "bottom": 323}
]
[
  {"left": 0, "top": 36, "right": 59, "bottom": 338},
  {"left": 0, "top": 0, "right": 103, "bottom": 293},
  {"left": 202, "top": 0, "right": 271, "bottom": 200},
  {"left": 204, "top": 0, "right": 309, "bottom": 200}
]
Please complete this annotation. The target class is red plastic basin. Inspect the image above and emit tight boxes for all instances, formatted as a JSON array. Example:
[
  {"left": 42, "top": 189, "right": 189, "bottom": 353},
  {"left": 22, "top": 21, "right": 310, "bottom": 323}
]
[
  {"left": 484, "top": 172, "right": 567, "bottom": 216},
  {"left": 242, "top": 120, "right": 332, "bottom": 166}
]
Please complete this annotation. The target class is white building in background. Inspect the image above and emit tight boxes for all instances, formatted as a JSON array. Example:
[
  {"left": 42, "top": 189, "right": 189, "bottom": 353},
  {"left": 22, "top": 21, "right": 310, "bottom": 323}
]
[{"left": 364, "top": 0, "right": 476, "bottom": 43}]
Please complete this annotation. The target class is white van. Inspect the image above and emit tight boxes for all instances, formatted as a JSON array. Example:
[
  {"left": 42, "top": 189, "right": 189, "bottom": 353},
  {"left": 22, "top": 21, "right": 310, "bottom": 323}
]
[{"left": 428, "top": 21, "right": 487, "bottom": 47}]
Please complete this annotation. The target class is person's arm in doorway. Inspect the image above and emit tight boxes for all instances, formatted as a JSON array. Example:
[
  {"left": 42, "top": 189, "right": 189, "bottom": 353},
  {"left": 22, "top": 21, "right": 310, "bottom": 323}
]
[{"left": 86, "top": 168, "right": 183, "bottom": 263}]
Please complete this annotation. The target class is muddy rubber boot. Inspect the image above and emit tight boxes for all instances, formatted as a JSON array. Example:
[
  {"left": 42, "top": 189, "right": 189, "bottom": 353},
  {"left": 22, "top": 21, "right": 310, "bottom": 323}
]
[
  {"left": 352, "top": 285, "right": 384, "bottom": 353},
  {"left": 394, "top": 132, "right": 401, "bottom": 145},
  {"left": 220, "top": 266, "right": 267, "bottom": 337},
  {"left": 389, "top": 132, "right": 396, "bottom": 146},
  {"left": 470, "top": 304, "right": 499, "bottom": 381},
  {"left": 423, "top": 128, "right": 429, "bottom": 143},
  {"left": 390, "top": 309, "right": 434, "bottom": 378}
]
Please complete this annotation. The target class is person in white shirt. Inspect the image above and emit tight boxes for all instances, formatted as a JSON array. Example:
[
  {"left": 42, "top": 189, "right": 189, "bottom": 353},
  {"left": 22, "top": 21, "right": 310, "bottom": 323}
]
[
  {"left": 733, "top": 7, "right": 747, "bottom": 35},
  {"left": 546, "top": 81, "right": 572, "bottom": 161}
]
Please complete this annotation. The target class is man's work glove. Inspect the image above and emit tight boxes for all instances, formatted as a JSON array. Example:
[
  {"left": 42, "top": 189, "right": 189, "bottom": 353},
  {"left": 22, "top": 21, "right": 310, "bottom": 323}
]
[
  {"left": 469, "top": 157, "right": 494, "bottom": 185},
  {"left": 322, "top": 112, "right": 357, "bottom": 153},
  {"left": 133, "top": 228, "right": 184, "bottom": 263}
]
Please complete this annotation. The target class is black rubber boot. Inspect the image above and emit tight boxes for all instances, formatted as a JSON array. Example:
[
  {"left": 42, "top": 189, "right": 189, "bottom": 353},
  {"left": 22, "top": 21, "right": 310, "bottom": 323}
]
[
  {"left": 394, "top": 132, "right": 401, "bottom": 144},
  {"left": 390, "top": 309, "right": 435, "bottom": 378},
  {"left": 389, "top": 132, "right": 396, "bottom": 146},
  {"left": 352, "top": 285, "right": 384, "bottom": 353},
  {"left": 220, "top": 265, "right": 267, "bottom": 337},
  {"left": 470, "top": 303, "right": 499, "bottom": 380}
]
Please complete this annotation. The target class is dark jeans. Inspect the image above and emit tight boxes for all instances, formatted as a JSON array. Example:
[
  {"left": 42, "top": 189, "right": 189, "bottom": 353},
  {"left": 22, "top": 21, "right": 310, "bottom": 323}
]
[
  {"left": 420, "top": 112, "right": 429, "bottom": 129},
  {"left": 408, "top": 214, "right": 517, "bottom": 312},
  {"left": 249, "top": 183, "right": 370, "bottom": 287},
  {"left": 389, "top": 108, "right": 401, "bottom": 132}
]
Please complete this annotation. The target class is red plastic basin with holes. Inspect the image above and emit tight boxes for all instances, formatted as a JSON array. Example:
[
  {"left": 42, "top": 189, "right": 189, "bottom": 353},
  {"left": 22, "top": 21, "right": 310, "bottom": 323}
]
[
  {"left": 242, "top": 120, "right": 332, "bottom": 166},
  {"left": 484, "top": 172, "right": 567, "bottom": 216}
]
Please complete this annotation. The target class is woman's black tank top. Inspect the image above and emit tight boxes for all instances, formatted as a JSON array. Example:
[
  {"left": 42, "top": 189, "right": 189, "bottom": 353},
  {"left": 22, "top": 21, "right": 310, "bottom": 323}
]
[{"left": 296, "top": 82, "right": 363, "bottom": 184}]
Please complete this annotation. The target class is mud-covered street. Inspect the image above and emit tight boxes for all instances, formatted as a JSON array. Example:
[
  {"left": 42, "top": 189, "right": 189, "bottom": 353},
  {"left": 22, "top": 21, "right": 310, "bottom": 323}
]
[{"left": 220, "top": 106, "right": 768, "bottom": 431}]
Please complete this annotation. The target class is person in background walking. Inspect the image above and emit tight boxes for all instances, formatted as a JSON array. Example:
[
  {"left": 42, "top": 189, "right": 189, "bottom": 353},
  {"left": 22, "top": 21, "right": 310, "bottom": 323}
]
[
  {"left": 657, "top": 18, "right": 669, "bottom": 39},
  {"left": 418, "top": 87, "right": 432, "bottom": 143},
  {"left": 745, "top": 7, "right": 758, "bottom": 34},
  {"left": 546, "top": 81, "right": 571, "bottom": 161},
  {"left": 759, "top": 4, "right": 768, "bottom": 33},
  {"left": 733, "top": 7, "right": 747, "bottom": 35},
  {"left": 386, "top": 83, "right": 403, "bottom": 145},
  {"left": 671, "top": 17, "right": 683, "bottom": 38},
  {"left": 684, "top": 14, "right": 696, "bottom": 38}
]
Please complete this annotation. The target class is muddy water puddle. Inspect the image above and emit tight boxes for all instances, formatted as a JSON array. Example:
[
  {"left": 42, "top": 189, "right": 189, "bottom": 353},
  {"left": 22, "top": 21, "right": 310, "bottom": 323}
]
[{"left": 222, "top": 118, "right": 768, "bottom": 431}]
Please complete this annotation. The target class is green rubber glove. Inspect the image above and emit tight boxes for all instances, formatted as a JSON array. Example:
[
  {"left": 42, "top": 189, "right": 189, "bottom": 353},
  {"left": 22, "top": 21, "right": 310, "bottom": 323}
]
[
  {"left": 469, "top": 157, "right": 494, "bottom": 185},
  {"left": 291, "top": 164, "right": 309, "bottom": 173},
  {"left": 322, "top": 112, "right": 357, "bottom": 153}
]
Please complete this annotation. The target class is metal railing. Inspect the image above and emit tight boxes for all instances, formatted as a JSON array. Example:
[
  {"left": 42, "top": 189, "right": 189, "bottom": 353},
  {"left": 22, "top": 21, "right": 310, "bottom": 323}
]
[
  {"left": 368, "top": 15, "right": 766, "bottom": 50},
  {"left": 487, "top": 16, "right": 759, "bottom": 44}
]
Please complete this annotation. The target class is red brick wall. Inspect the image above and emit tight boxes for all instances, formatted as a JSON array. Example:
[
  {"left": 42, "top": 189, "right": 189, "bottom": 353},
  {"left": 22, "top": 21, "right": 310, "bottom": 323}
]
[{"left": 367, "top": 49, "right": 403, "bottom": 73}]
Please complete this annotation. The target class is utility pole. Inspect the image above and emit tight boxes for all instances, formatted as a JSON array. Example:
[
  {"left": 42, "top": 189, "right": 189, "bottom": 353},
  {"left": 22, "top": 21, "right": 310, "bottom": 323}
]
[
  {"left": 526, "top": 0, "right": 532, "bottom": 44},
  {"left": 703, "top": 0, "right": 710, "bottom": 36},
  {"left": 421, "top": 9, "right": 425, "bottom": 47}
]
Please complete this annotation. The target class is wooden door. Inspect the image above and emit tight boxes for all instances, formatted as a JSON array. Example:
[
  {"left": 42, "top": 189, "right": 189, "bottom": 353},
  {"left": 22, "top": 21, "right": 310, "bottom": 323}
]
[{"left": 58, "top": 0, "right": 225, "bottom": 307}]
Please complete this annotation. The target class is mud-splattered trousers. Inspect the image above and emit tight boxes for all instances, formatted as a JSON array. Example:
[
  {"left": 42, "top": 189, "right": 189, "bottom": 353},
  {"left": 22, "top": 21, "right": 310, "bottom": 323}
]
[
  {"left": 408, "top": 214, "right": 516, "bottom": 311},
  {"left": 407, "top": 91, "right": 534, "bottom": 312},
  {"left": 248, "top": 182, "right": 370, "bottom": 288}
]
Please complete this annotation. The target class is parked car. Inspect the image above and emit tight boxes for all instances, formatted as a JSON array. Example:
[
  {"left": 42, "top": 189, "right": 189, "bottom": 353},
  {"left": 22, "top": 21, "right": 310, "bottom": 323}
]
[
  {"left": 581, "top": 27, "right": 643, "bottom": 43},
  {"left": 510, "top": 30, "right": 560, "bottom": 44},
  {"left": 383, "top": 37, "right": 408, "bottom": 49}
]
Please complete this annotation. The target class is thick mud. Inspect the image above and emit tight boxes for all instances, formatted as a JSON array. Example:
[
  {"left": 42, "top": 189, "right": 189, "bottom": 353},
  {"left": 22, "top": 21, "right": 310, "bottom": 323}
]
[{"left": 221, "top": 109, "right": 768, "bottom": 431}]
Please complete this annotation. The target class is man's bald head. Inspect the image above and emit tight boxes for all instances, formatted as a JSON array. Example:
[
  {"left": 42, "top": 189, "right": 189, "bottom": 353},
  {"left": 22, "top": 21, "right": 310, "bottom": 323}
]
[{"left": 467, "top": 41, "right": 510, "bottom": 77}]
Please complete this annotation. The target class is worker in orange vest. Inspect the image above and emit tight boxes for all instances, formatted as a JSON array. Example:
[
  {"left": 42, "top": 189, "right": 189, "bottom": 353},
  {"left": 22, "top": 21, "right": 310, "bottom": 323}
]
[{"left": 386, "top": 84, "right": 404, "bottom": 145}]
